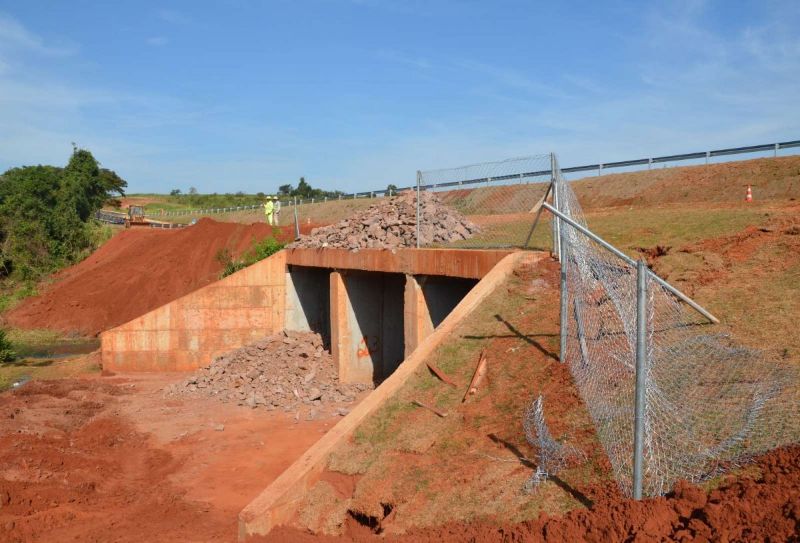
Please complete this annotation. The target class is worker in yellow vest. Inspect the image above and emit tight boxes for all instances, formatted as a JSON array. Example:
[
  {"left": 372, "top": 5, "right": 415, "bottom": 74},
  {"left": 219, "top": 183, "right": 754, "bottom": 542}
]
[{"left": 263, "top": 196, "right": 275, "bottom": 225}]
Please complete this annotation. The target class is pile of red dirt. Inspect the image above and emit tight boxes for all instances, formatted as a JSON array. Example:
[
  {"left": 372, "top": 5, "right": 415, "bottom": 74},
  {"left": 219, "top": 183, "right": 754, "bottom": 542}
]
[
  {"left": 263, "top": 444, "right": 800, "bottom": 542},
  {"left": 4, "top": 219, "right": 286, "bottom": 336}
]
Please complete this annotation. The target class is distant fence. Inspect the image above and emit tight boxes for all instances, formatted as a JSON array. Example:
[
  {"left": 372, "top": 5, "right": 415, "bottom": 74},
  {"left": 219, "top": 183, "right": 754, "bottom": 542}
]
[
  {"left": 94, "top": 209, "right": 186, "bottom": 228},
  {"left": 117, "top": 138, "right": 798, "bottom": 221}
]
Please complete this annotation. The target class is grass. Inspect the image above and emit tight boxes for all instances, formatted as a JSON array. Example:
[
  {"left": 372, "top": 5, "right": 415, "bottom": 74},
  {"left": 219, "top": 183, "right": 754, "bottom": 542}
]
[
  {"left": 0, "top": 328, "right": 100, "bottom": 392},
  {"left": 0, "top": 353, "right": 100, "bottom": 392},
  {"left": 0, "top": 281, "right": 38, "bottom": 312},
  {"left": 7, "top": 328, "right": 99, "bottom": 358}
]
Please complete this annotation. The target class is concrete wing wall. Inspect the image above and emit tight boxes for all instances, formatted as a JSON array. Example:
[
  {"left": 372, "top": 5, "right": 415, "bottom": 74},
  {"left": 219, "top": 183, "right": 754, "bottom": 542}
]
[{"left": 100, "top": 251, "right": 287, "bottom": 372}]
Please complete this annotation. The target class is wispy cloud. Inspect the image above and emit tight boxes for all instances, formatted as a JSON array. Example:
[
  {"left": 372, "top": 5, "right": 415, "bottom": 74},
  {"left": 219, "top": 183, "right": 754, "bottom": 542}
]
[
  {"left": 374, "top": 49, "right": 431, "bottom": 70},
  {"left": 146, "top": 36, "right": 168, "bottom": 47},
  {"left": 156, "top": 9, "right": 192, "bottom": 25},
  {"left": 0, "top": 12, "right": 76, "bottom": 57}
]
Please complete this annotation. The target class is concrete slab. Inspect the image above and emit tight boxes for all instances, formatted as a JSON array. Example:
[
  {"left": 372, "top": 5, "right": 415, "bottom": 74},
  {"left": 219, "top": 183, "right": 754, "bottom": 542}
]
[{"left": 285, "top": 248, "right": 513, "bottom": 279}]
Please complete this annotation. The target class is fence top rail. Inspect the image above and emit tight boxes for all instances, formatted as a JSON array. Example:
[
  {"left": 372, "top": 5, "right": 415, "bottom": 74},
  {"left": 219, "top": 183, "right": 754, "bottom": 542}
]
[{"left": 419, "top": 154, "right": 551, "bottom": 176}]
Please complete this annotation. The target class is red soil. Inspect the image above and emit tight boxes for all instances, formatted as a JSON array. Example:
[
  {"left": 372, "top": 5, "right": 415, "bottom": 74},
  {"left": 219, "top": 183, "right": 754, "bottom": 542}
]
[
  {"left": 0, "top": 373, "right": 335, "bottom": 543},
  {"left": 261, "top": 444, "right": 800, "bottom": 542},
  {"left": 4, "top": 219, "right": 300, "bottom": 336}
]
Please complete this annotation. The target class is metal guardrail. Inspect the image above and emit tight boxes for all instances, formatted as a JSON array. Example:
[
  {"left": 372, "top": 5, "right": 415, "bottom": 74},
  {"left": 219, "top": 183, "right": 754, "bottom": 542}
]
[{"left": 117, "top": 138, "right": 798, "bottom": 219}]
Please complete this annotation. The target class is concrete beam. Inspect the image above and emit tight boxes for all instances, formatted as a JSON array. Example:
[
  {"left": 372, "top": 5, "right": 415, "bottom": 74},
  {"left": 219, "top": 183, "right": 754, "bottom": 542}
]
[{"left": 285, "top": 248, "right": 513, "bottom": 280}]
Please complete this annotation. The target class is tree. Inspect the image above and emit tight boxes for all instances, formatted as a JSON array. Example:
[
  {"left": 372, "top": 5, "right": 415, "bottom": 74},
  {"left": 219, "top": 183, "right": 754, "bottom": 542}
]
[
  {"left": 277, "top": 184, "right": 293, "bottom": 196},
  {"left": 386, "top": 184, "right": 398, "bottom": 195},
  {"left": 98, "top": 168, "right": 127, "bottom": 200},
  {"left": 188, "top": 186, "right": 198, "bottom": 195},
  {"left": 0, "top": 146, "right": 127, "bottom": 280},
  {"left": 170, "top": 188, "right": 182, "bottom": 196},
  {"left": 295, "top": 177, "right": 313, "bottom": 199}
]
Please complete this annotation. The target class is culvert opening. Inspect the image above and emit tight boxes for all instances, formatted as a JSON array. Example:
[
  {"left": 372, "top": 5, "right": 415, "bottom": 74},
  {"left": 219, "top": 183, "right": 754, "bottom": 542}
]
[
  {"left": 420, "top": 275, "right": 478, "bottom": 327},
  {"left": 286, "top": 264, "right": 479, "bottom": 386},
  {"left": 286, "top": 265, "right": 331, "bottom": 349}
]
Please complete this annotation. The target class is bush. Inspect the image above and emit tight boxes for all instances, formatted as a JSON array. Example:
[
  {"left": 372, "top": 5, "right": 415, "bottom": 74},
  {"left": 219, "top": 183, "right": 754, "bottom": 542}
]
[
  {"left": 217, "top": 236, "right": 285, "bottom": 278},
  {"left": 0, "top": 329, "right": 16, "bottom": 363}
]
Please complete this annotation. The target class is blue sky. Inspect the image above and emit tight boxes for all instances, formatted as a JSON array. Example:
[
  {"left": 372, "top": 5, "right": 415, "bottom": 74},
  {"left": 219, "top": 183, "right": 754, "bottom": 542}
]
[{"left": 0, "top": 0, "right": 798, "bottom": 194}]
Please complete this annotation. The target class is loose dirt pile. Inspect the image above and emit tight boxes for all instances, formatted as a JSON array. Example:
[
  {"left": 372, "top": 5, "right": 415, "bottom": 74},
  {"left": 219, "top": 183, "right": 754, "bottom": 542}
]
[
  {"left": 288, "top": 191, "right": 479, "bottom": 250},
  {"left": 165, "top": 331, "right": 371, "bottom": 416},
  {"left": 263, "top": 444, "right": 800, "bottom": 542},
  {"left": 5, "top": 219, "right": 278, "bottom": 336}
]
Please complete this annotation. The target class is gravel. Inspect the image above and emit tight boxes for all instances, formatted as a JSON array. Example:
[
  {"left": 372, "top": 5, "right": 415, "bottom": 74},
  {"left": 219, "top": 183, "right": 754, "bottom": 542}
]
[
  {"left": 287, "top": 191, "right": 479, "bottom": 250},
  {"left": 164, "top": 330, "right": 372, "bottom": 414}
]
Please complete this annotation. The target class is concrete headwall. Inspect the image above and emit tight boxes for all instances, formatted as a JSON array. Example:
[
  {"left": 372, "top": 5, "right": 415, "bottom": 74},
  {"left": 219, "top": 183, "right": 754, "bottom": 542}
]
[{"left": 100, "top": 251, "right": 286, "bottom": 372}]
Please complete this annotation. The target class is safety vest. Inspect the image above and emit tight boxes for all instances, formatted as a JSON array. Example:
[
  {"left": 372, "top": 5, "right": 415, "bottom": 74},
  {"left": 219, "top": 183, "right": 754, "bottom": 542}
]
[{"left": 264, "top": 201, "right": 274, "bottom": 214}]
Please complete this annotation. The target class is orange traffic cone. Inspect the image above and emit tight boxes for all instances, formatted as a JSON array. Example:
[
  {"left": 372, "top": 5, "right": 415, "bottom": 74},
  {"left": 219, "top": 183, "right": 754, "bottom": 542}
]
[{"left": 745, "top": 185, "right": 753, "bottom": 202}]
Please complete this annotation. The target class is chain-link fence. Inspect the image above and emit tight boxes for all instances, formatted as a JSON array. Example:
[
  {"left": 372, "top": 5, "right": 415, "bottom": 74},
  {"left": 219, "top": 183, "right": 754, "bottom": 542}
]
[
  {"left": 415, "top": 154, "right": 554, "bottom": 249},
  {"left": 550, "top": 160, "right": 798, "bottom": 497}
]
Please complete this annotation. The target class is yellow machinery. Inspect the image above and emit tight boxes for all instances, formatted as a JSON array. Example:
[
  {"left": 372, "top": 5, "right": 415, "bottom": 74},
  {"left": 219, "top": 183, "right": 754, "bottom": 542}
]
[{"left": 124, "top": 206, "right": 148, "bottom": 228}]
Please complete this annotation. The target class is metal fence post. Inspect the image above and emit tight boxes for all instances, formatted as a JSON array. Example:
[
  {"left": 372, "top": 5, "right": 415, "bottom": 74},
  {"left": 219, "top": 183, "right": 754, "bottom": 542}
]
[
  {"left": 633, "top": 259, "right": 648, "bottom": 500},
  {"left": 416, "top": 170, "right": 422, "bottom": 249},
  {"left": 559, "top": 223, "right": 568, "bottom": 364},
  {"left": 293, "top": 201, "right": 300, "bottom": 239},
  {"left": 550, "top": 153, "right": 561, "bottom": 261}
]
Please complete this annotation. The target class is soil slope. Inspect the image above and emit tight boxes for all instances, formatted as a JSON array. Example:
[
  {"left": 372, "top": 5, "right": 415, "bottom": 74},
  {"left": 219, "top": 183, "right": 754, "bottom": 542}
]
[
  {"left": 263, "top": 445, "right": 800, "bottom": 542},
  {"left": 5, "top": 219, "right": 276, "bottom": 336}
]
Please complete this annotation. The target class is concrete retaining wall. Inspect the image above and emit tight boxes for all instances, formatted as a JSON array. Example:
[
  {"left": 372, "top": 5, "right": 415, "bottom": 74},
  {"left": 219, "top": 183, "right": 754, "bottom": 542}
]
[{"left": 100, "top": 251, "right": 286, "bottom": 372}]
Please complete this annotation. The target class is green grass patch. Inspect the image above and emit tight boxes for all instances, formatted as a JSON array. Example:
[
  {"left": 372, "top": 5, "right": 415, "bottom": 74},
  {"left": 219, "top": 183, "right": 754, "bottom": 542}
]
[
  {"left": 217, "top": 235, "right": 285, "bottom": 278},
  {"left": 0, "top": 281, "right": 38, "bottom": 312},
  {"left": 353, "top": 398, "right": 414, "bottom": 447}
]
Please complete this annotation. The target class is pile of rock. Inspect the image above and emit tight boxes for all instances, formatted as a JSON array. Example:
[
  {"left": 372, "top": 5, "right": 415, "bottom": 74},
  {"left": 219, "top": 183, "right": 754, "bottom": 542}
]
[
  {"left": 287, "top": 191, "right": 479, "bottom": 250},
  {"left": 164, "top": 331, "right": 371, "bottom": 415}
]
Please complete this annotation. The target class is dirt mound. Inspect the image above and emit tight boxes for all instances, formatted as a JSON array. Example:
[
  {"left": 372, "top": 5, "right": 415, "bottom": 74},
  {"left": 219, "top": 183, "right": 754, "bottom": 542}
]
[
  {"left": 165, "top": 331, "right": 371, "bottom": 416},
  {"left": 288, "top": 191, "right": 479, "bottom": 250},
  {"left": 5, "top": 219, "right": 277, "bottom": 336},
  {"left": 262, "top": 444, "right": 800, "bottom": 542}
]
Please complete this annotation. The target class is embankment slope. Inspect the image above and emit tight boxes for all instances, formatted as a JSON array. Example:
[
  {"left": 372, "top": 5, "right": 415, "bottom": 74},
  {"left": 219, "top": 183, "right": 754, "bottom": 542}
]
[{"left": 5, "top": 219, "right": 275, "bottom": 336}]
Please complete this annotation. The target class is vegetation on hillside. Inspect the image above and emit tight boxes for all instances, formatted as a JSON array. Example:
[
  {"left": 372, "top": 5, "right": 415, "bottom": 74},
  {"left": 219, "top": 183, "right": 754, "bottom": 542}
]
[
  {"left": 142, "top": 177, "right": 345, "bottom": 214},
  {"left": 216, "top": 235, "right": 285, "bottom": 278},
  {"left": 159, "top": 189, "right": 267, "bottom": 210},
  {"left": 0, "top": 146, "right": 126, "bottom": 304}
]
